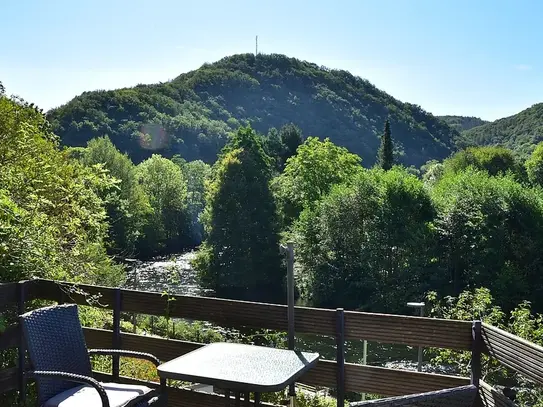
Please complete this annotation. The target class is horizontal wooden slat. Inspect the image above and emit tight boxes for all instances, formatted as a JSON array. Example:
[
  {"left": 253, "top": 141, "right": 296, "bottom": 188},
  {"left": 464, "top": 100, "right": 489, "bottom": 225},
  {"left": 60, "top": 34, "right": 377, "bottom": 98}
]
[
  {"left": 83, "top": 327, "right": 202, "bottom": 362},
  {"left": 84, "top": 327, "right": 114, "bottom": 349},
  {"left": 0, "top": 324, "right": 20, "bottom": 350},
  {"left": 0, "top": 282, "right": 18, "bottom": 307},
  {"left": 300, "top": 360, "right": 469, "bottom": 396},
  {"left": 482, "top": 323, "right": 543, "bottom": 386},
  {"left": 344, "top": 311, "right": 473, "bottom": 350},
  {"left": 478, "top": 381, "right": 516, "bottom": 407},
  {"left": 0, "top": 367, "right": 18, "bottom": 393},
  {"left": 122, "top": 288, "right": 335, "bottom": 336},
  {"left": 27, "top": 279, "right": 116, "bottom": 308}
]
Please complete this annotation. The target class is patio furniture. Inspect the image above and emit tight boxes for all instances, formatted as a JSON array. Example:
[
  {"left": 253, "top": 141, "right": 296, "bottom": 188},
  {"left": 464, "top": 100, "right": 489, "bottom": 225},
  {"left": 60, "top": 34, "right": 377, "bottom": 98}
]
[
  {"left": 157, "top": 342, "right": 319, "bottom": 406},
  {"left": 20, "top": 303, "right": 166, "bottom": 407},
  {"left": 349, "top": 385, "right": 478, "bottom": 407}
]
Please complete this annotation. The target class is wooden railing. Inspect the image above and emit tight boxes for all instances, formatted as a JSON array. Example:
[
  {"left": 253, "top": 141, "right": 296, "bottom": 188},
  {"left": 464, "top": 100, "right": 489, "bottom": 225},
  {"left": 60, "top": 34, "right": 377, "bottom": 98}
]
[{"left": 0, "top": 279, "right": 540, "bottom": 407}]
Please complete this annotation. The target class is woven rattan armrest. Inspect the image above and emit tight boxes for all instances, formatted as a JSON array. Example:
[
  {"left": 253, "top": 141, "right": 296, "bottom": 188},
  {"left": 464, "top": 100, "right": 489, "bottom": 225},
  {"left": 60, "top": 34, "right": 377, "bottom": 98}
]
[
  {"left": 88, "top": 349, "right": 166, "bottom": 391},
  {"left": 88, "top": 349, "right": 161, "bottom": 366},
  {"left": 26, "top": 370, "right": 110, "bottom": 407}
]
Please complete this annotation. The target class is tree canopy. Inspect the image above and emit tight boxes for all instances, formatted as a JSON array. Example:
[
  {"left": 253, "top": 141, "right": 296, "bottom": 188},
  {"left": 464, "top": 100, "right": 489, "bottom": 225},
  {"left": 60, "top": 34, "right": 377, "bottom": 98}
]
[{"left": 193, "top": 127, "right": 284, "bottom": 301}]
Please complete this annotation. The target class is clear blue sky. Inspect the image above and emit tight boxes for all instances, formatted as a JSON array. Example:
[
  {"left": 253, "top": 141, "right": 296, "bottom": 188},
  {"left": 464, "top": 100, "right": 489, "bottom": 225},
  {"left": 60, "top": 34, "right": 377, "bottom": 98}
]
[{"left": 2, "top": 0, "right": 542, "bottom": 120}]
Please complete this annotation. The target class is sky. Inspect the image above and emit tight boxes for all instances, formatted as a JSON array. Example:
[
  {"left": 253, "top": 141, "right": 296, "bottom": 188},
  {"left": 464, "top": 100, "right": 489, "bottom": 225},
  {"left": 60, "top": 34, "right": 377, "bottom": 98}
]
[{"left": 2, "top": 0, "right": 543, "bottom": 121}]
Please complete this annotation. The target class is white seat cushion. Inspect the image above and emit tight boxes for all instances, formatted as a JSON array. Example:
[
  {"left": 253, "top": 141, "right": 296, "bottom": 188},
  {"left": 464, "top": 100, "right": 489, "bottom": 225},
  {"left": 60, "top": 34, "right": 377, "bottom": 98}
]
[{"left": 43, "top": 382, "right": 153, "bottom": 407}]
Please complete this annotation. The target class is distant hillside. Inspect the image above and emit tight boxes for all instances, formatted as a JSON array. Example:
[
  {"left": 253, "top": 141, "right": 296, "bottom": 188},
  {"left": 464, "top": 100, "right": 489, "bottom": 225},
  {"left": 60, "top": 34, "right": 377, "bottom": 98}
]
[
  {"left": 48, "top": 53, "right": 459, "bottom": 166},
  {"left": 458, "top": 104, "right": 543, "bottom": 157},
  {"left": 438, "top": 115, "right": 488, "bottom": 133}
]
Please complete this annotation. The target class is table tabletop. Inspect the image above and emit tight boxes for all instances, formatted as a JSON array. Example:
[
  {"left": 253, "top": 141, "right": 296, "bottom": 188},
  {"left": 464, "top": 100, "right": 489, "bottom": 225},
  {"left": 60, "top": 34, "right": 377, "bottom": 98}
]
[{"left": 157, "top": 342, "right": 319, "bottom": 393}]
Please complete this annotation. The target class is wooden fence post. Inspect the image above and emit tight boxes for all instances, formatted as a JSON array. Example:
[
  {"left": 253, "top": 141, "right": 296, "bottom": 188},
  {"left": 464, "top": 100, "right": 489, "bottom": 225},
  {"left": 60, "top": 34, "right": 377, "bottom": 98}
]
[
  {"left": 471, "top": 320, "right": 482, "bottom": 388},
  {"left": 336, "top": 308, "right": 345, "bottom": 407},
  {"left": 112, "top": 288, "right": 122, "bottom": 381},
  {"left": 17, "top": 280, "right": 26, "bottom": 406}
]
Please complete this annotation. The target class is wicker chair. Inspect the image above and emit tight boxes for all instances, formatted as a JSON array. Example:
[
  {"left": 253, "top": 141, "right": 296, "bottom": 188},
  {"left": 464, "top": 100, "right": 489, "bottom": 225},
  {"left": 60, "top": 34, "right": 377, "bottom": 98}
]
[
  {"left": 349, "top": 385, "right": 477, "bottom": 407},
  {"left": 20, "top": 304, "right": 166, "bottom": 407}
]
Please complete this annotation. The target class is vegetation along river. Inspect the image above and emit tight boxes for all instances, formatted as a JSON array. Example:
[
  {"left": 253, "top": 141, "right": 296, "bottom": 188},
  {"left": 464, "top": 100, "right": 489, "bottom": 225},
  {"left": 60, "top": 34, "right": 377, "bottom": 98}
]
[{"left": 125, "top": 251, "right": 442, "bottom": 373}]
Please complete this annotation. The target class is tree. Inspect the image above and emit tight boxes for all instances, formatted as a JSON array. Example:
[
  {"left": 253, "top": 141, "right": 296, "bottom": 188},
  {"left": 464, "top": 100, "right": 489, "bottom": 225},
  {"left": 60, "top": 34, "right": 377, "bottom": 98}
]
[
  {"left": 525, "top": 142, "right": 543, "bottom": 186},
  {"left": 79, "top": 136, "right": 151, "bottom": 255},
  {"left": 136, "top": 155, "right": 189, "bottom": 256},
  {"left": 279, "top": 123, "right": 303, "bottom": 164},
  {"left": 296, "top": 167, "right": 434, "bottom": 312},
  {"left": 431, "top": 169, "right": 543, "bottom": 311},
  {"left": 0, "top": 92, "right": 122, "bottom": 285},
  {"left": 272, "top": 137, "right": 363, "bottom": 226},
  {"left": 181, "top": 159, "right": 211, "bottom": 244},
  {"left": 443, "top": 146, "right": 522, "bottom": 178},
  {"left": 377, "top": 119, "right": 394, "bottom": 170},
  {"left": 193, "top": 127, "right": 283, "bottom": 301}
]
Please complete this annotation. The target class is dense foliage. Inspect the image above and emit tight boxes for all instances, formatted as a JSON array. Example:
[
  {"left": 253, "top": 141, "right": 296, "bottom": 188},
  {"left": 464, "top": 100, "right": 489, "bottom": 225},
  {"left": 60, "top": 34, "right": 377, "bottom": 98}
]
[
  {"left": 272, "top": 137, "right": 363, "bottom": 226},
  {"left": 48, "top": 53, "right": 458, "bottom": 167},
  {"left": 78, "top": 136, "right": 151, "bottom": 255},
  {"left": 438, "top": 115, "right": 488, "bottom": 133},
  {"left": 458, "top": 103, "right": 543, "bottom": 157},
  {"left": 0, "top": 88, "right": 122, "bottom": 285},
  {"left": 442, "top": 146, "right": 523, "bottom": 178},
  {"left": 193, "top": 127, "right": 284, "bottom": 301},
  {"left": 296, "top": 168, "right": 434, "bottom": 312}
]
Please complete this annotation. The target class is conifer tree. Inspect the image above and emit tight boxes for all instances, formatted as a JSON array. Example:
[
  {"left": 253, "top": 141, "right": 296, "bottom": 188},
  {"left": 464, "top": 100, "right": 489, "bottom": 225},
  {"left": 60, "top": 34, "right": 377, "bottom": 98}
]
[{"left": 377, "top": 119, "right": 394, "bottom": 170}]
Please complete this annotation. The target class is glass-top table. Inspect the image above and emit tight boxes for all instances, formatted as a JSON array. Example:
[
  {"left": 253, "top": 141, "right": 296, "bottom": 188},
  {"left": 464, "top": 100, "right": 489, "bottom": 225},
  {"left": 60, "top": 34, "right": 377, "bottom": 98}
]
[{"left": 158, "top": 342, "right": 319, "bottom": 406}]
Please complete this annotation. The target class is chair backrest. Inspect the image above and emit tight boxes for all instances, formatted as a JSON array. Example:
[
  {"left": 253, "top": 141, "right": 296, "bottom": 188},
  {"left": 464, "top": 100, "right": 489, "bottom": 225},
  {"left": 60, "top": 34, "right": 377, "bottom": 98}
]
[
  {"left": 20, "top": 304, "right": 92, "bottom": 404},
  {"left": 349, "top": 385, "right": 477, "bottom": 407}
]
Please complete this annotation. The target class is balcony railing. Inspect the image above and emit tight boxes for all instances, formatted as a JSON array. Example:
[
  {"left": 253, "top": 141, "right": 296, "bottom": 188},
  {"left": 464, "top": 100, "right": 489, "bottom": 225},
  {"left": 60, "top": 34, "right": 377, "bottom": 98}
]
[{"left": 1, "top": 279, "right": 539, "bottom": 407}]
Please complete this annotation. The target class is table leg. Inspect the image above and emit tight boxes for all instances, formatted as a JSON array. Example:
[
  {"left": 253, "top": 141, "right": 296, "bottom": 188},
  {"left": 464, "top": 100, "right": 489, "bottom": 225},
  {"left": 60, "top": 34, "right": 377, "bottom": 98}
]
[
  {"left": 255, "top": 392, "right": 261, "bottom": 407},
  {"left": 235, "top": 392, "right": 241, "bottom": 407},
  {"left": 225, "top": 390, "right": 230, "bottom": 407},
  {"left": 245, "top": 392, "right": 250, "bottom": 407}
]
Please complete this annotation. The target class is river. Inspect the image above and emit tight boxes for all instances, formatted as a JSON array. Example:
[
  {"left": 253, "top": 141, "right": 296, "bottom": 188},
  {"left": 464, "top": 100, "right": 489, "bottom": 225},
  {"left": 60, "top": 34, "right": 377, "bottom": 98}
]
[{"left": 125, "top": 251, "right": 437, "bottom": 372}]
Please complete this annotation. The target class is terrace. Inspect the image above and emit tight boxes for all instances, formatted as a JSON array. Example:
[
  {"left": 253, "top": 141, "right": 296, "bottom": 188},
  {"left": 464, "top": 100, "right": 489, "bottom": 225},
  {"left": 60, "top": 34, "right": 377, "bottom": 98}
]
[{"left": 1, "top": 278, "right": 539, "bottom": 407}]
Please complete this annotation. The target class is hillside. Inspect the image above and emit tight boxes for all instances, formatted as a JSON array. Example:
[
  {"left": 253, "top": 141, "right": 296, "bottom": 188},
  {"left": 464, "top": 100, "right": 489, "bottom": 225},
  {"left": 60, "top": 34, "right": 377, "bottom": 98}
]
[
  {"left": 438, "top": 115, "right": 488, "bottom": 133},
  {"left": 457, "top": 104, "right": 543, "bottom": 157},
  {"left": 48, "top": 53, "right": 459, "bottom": 166}
]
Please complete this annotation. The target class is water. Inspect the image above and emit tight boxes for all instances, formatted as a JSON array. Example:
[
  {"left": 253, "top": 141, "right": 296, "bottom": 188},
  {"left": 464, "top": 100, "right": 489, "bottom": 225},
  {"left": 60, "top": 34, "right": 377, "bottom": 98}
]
[{"left": 124, "top": 251, "right": 435, "bottom": 372}]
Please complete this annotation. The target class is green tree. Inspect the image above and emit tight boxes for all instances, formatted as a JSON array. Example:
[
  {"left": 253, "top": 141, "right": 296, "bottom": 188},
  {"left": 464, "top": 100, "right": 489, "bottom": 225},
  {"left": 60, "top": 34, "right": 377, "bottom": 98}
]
[
  {"left": 136, "top": 155, "right": 189, "bottom": 256},
  {"left": 0, "top": 92, "right": 122, "bottom": 285},
  {"left": 377, "top": 119, "right": 394, "bottom": 170},
  {"left": 431, "top": 169, "right": 543, "bottom": 311},
  {"left": 525, "top": 142, "right": 543, "bottom": 186},
  {"left": 296, "top": 167, "right": 434, "bottom": 312},
  {"left": 79, "top": 136, "right": 151, "bottom": 255},
  {"left": 181, "top": 159, "right": 211, "bottom": 244},
  {"left": 193, "top": 127, "right": 283, "bottom": 301},
  {"left": 279, "top": 123, "right": 303, "bottom": 164},
  {"left": 272, "top": 137, "right": 363, "bottom": 226},
  {"left": 443, "top": 146, "right": 522, "bottom": 178}
]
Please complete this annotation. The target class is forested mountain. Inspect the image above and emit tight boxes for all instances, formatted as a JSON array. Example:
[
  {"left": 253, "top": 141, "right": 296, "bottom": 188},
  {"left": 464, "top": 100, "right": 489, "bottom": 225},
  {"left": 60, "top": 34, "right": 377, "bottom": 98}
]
[
  {"left": 438, "top": 115, "right": 488, "bottom": 133},
  {"left": 48, "top": 53, "right": 459, "bottom": 167},
  {"left": 457, "top": 104, "right": 543, "bottom": 157}
]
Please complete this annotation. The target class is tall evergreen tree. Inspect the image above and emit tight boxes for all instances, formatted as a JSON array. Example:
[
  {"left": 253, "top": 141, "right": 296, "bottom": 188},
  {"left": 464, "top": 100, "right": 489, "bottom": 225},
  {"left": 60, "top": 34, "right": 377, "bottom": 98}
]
[
  {"left": 377, "top": 119, "right": 394, "bottom": 170},
  {"left": 193, "top": 127, "right": 284, "bottom": 301}
]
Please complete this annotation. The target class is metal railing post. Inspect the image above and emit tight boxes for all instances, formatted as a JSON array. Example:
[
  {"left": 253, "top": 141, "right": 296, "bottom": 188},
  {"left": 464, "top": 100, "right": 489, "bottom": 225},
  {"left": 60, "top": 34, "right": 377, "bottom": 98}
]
[
  {"left": 336, "top": 308, "right": 345, "bottom": 407},
  {"left": 286, "top": 242, "right": 296, "bottom": 405},
  {"left": 17, "top": 280, "right": 27, "bottom": 407},
  {"left": 471, "top": 320, "right": 482, "bottom": 388},
  {"left": 112, "top": 288, "right": 122, "bottom": 381}
]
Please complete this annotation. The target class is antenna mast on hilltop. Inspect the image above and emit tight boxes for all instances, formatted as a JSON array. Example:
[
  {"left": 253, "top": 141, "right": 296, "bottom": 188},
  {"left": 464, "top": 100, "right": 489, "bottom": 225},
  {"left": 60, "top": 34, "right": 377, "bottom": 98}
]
[{"left": 255, "top": 35, "right": 258, "bottom": 55}]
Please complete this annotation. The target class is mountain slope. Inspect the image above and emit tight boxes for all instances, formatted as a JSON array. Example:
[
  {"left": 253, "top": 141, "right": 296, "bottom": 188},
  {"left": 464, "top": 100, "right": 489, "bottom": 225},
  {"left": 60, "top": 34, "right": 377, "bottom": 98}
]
[
  {"left": 458, "top": 104, "right": 543, "bottom": 157},
  {"left": 48, "top": 53, "right": 459, "bottom": 166},
  {"left": 438, "top": 115, "right": 488, "bottom": 133}
]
